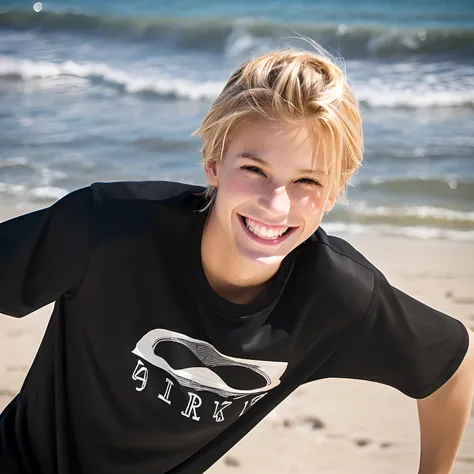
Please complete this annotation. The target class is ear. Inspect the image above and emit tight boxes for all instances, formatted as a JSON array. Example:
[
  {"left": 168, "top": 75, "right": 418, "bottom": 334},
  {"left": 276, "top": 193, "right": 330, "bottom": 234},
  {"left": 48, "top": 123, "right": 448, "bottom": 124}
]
[
  {"left": 204, "top": 160, "right": 219, "bottom": 188},
  {"left": 323, "top": 186, "right": 339, "bottom": 213}
]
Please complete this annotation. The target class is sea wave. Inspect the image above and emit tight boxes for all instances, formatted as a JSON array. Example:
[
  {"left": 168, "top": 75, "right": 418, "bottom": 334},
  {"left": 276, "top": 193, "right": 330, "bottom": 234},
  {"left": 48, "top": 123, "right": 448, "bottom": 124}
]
[
  {"left": 0, "top": 182, "right": 68, "bottom": 201},
  {"left": 356, "top": 177, "right": 473, "bottom": 200},
  {"left": 1, "top": 10, "right": 474, "bottom": 59},
  {"left": 0, "top": 56, "right": 222, "bottom": 100},
  {"left": 324, "top": 221, "right": 474, "bottom": 242},
  {"left": 334, "top": 203, "right": 474, "bottom": 231},
  {"left": 1, "top": 56, "right": 473, "bottom": 108},
  {"left": 27, "top": 185, "right": 69, "bottom": 201},
  {"left": 0, "top": 182, "right": 26, "bottom": 196},
  {"left": 358, "top": 89, "right": 474, "bottom": 108},
  {"left": 350, "top": 203, "right": 474, "bottom": 222},
  {"left": 130, "top": 137, "right": 200, "bottom": 153},
  {"left": 0, "top": 156, "right": 29, "bottom": 168}
]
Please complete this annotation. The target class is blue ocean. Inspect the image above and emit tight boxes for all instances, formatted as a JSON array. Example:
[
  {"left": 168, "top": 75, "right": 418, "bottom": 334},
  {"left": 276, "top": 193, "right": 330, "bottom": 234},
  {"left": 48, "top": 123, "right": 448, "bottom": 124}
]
[{"left": 0, "top": 0, "right": 473, "bottom": 240}]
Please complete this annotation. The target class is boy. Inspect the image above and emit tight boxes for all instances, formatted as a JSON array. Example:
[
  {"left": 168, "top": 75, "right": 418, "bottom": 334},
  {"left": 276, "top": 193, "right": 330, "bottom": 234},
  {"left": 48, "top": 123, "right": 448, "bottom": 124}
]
[{"left": 1, "top": 47, "right": 473, "bottom": 474}]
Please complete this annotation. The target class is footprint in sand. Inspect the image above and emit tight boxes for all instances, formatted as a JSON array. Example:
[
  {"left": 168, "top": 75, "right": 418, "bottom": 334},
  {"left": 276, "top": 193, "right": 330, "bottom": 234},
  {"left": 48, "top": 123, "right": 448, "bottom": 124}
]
[
  {"left": 301, "top": 416, "right": 325, "bottom": 430},
  {"left": 336, "top": 435, "right": 393, "bottom": 450},
  {"left": 6, "top": 330, "right": 25, "bottom": 338},
  {"left": 281, "top": 416, "right": 394, "bottom": 451},
  {"left": 6, "top": 365, "right": 29, "bottom": 372},
  {"left": 453, "top": 297, "right": 474, "bottom": 305},
  {"left": 0, "top": 388, "right": 17, "bottom": 397},
  {"left": 354, "top": 438, "right": 372, "bottom": 447},
  {"left": 334, "top": 434, "right": 394, "bottom": 450},
  {"left": 223, "top": 456, "right": 240, "bottom": 468},
  {"left": 354, "top": 438, "right": 395, "bottom": 449},
  {"left": 282, "top": 415, "right": 325, "bottom": 430}
]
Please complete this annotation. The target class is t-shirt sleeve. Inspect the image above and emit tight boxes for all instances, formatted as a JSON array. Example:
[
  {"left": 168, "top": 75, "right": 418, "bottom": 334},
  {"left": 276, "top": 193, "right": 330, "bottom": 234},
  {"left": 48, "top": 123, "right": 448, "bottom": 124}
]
[
  {"left": 308, "top": 269, "right": 470, "bottom": 399},
  {"left": 0, "top": 187, "right": 91, "bottom": 317}
]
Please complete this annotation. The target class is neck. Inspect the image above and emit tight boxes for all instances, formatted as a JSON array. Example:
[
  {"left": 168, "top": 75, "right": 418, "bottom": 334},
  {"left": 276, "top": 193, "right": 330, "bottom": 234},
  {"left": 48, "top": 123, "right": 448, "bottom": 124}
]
[{"left": 200, "top": 210, "right": 280, "bottom": 304}]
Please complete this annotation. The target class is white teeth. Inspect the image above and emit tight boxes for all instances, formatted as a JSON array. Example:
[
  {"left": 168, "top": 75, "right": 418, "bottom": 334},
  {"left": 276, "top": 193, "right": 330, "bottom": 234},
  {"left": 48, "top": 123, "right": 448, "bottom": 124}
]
[{"left": 244, "top": 217, "right": 289, "bottom": 239}]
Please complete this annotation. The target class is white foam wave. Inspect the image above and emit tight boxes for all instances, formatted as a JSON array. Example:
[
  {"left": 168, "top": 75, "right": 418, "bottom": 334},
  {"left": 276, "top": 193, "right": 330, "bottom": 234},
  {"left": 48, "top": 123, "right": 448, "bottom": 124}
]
[
  {"left": 357, "top": 86, "right": 474, "bottom": 108},
  {"left": 0, "top": 183, "right": 27, "bottom": 195},
  {"left": 225, "top": 22, "right": 273, "bottom": 59},
  {"left": 350, "top": 203, "right": 474, "bottom": 222},
  {"left": 324, "top": 222, "right": 474, "bottom": 242},
  {"left": 1, "top": 56, "right": 473, "bottom": 107},
  {"left": 39, "top": 168, "right": 69, "bottom": 184},
  {"left": 0, "top": 56, "right": 223, "bottom": 101},
  {"left": 0, "top": 157, "right": 29, "bottom": 168},
  {"left": 28, "top": 186, "right": 68, "bottom": 201},
  {"left": 0, "top": 183, "right": 68, "bottom": 204}
]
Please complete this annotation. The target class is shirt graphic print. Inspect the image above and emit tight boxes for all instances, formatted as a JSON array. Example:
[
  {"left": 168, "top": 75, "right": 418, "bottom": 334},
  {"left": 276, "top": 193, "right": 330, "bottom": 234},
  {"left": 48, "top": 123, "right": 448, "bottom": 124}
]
[{"left": 131, "top": 328, "right": 288, "bottom": 422}]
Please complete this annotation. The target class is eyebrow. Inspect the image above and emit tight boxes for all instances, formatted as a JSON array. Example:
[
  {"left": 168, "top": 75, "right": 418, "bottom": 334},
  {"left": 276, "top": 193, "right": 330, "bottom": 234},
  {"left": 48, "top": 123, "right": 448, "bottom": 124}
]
[{"left": 237, "top": 152, "right": 328, "bottom": 176}]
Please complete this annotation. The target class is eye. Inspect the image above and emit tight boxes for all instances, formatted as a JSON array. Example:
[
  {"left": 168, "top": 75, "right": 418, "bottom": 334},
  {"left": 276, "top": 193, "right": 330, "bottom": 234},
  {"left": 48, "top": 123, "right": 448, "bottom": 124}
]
[
  {"left": 295, "top": 177, "right": 321, "bottom": 187},
  {"left": 240, "top": 165, "right": 267, "bottom": 177}
]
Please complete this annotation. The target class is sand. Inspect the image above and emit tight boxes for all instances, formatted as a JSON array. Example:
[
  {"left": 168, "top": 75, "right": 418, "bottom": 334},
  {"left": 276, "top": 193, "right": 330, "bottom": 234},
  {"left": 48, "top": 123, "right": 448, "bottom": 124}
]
[{"left": 1, "top": 207, "right": 473, "bottom": 473}]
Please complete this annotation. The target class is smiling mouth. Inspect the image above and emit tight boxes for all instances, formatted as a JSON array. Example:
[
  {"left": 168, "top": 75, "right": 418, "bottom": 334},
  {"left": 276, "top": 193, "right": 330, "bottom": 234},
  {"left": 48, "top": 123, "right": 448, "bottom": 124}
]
[{"left": 238, "top": 214, "right": 297, "bottom": 244}]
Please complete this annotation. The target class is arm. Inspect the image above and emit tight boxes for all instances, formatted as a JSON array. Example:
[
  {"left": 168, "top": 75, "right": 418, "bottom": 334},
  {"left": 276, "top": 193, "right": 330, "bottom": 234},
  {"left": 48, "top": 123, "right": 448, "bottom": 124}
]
[
  {"left": 417, "top": 326, "right": 474, "bottom": 474},
  {"left": 0, "top": 187, "right": 91, "bottom": 317}
]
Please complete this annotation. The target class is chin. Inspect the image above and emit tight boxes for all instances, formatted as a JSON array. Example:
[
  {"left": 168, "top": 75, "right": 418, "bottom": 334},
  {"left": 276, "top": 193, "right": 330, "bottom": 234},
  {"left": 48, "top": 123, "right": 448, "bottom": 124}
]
[
  {"left": 232, "top": 238, "right": 293, "bottom": 266},
  {"left": 254, "top": 254, "right": 288, "bottom": 266},
  {"left": 241, "top": 250, "right": 286, "bottom": 268}
]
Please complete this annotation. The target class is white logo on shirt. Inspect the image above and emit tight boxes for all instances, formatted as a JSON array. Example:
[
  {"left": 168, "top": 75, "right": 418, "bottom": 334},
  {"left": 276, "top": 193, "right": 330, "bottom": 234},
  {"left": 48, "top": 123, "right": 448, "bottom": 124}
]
[{"left": 131, "top": 328, "right": 288, "bottom": 398}]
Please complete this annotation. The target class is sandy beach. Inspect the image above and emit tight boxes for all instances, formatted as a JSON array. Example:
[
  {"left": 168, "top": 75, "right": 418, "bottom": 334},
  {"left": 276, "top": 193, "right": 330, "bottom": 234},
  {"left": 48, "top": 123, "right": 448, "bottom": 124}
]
[{"left": 1, "top": 206, "right": 473, "bottom": 474}]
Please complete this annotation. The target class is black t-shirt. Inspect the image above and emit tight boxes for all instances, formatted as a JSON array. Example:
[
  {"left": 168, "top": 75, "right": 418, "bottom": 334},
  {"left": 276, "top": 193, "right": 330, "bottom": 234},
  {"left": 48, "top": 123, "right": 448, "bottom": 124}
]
[{"left": 0, "top": 181, "right": 469, "bottom": 474}]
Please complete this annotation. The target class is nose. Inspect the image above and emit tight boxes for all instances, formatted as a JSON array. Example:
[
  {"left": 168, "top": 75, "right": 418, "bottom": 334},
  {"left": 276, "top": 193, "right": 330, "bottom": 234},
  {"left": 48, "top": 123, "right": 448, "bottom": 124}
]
[{"left": 258, "top": 185, "right": 291, "bottom": 217}]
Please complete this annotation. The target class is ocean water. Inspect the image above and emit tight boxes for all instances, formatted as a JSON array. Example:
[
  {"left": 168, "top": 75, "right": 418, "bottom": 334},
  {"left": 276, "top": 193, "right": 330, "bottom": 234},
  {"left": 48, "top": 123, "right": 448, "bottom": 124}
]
[{"left": 0, "top": 0, "right": 473, "bottom": 240}]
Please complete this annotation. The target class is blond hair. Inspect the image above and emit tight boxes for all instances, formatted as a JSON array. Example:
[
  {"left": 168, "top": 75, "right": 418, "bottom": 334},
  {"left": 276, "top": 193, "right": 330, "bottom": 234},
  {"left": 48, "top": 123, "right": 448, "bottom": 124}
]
[{"left": 193, "top": 41, "right": 363, "bottom": 209}]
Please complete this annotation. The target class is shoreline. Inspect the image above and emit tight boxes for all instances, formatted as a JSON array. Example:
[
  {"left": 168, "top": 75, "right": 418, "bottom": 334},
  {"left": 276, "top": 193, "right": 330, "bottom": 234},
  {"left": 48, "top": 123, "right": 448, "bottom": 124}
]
[{"left": 1, "top": 201, "right": 473, "bottom": 247}]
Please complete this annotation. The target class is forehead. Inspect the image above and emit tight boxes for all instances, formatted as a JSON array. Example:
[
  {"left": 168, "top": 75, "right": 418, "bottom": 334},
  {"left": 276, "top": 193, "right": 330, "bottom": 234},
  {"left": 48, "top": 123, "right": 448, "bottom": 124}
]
[{"left": 228, "top": 119, "right": 329, "bottom": 172}]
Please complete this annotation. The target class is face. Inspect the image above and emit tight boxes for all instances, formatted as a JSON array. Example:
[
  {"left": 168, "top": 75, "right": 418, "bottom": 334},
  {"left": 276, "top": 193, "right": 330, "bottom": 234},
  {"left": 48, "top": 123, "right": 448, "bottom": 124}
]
[{"left": 204, "top": 118, "right": 339, "bottom": 267}]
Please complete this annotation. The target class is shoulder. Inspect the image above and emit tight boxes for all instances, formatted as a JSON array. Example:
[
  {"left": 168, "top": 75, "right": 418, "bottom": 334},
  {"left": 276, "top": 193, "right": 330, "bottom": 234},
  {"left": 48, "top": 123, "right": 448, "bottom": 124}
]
[
  {"left": 294, "top": 227, "right": 382, "bottom": 319},
  {"left": 89, "top": 180, "right": 205, "bottom": 207},
  {"left": 87, "top": 180, "right": 206, "bottom": 223},
  {"left": 304, "top": 227, "right": 379, "bottom": 287},
  {"left": 311, "top": 227, "right": 375, "bottom": 273},
  {"left": 81, "top": 181, "right": 206, "bottom": 240}
]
